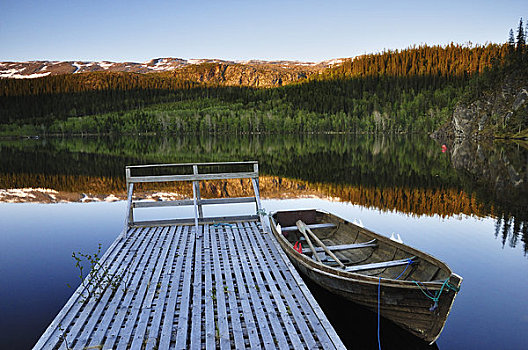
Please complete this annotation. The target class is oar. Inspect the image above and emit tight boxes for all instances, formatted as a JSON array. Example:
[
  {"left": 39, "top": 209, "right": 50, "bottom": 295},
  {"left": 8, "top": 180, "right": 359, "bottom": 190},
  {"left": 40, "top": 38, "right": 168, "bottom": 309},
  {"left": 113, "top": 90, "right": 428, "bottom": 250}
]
[
  {"left": 296, "top": 220, "right": 346, "bottom": 269},
  {"left": 295, "top": 220, "right": 322, "bottom": 263}
]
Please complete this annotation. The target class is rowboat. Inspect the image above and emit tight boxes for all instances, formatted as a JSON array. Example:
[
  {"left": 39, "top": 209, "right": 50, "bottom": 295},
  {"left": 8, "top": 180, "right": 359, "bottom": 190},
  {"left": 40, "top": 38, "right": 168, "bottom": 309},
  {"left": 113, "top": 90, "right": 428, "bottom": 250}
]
[{"left": 269, "top": 209, "right": 462, "bottom": 344}]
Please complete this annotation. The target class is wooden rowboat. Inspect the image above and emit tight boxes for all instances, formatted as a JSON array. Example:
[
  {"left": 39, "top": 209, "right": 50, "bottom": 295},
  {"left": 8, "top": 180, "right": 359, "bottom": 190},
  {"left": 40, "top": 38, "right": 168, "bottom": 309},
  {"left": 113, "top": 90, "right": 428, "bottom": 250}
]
[{"left": 269, "top": 209, "right": 462, "bottom": 344}]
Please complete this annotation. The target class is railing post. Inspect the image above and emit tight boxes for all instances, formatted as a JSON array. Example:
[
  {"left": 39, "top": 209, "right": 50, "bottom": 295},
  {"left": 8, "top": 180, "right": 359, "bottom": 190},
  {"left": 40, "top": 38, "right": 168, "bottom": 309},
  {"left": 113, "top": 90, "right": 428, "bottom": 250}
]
[
  {"left": 124, "top": 167, "right": 134, "bottom": 236},
  {"left": 193, "top": 165, "right": 203, "bottom": 218},
  {"left": 251, "top": 163, "right": 267, "bottom": 231},
  {"left": 252, "top": 163, "right": 261, "bottom": 212},
  {"left": 192, "top": 164, "right": 200, "bottom": 233}
]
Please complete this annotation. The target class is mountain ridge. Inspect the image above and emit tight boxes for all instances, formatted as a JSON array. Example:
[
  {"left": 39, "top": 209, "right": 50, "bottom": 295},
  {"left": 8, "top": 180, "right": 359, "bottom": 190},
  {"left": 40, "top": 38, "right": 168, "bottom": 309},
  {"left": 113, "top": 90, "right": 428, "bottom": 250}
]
[{"left": 0, "top": 57, "right": 347, "bottom": 80}]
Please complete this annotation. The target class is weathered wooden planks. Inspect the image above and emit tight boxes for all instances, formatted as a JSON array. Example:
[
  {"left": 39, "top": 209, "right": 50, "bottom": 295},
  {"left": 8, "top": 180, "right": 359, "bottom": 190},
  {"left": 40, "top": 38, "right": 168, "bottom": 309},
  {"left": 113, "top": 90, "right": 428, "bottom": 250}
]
[{"left": 34, "top": 220, "right": 345, "bottom": 350}]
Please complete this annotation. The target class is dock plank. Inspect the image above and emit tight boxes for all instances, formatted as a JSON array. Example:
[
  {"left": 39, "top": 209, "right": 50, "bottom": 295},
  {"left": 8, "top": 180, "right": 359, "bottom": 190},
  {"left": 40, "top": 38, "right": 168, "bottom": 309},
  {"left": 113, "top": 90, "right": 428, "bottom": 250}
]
[
  {"left": 210, "top": 225, "right": 232, "bottom": 349},
  {"left": 158, "top": 225, "right": 194, "bottom": 349},
  {"left": 229, "top": 224, "right": 275, "bottom": 349},
  {"left": 257, "top": 221, "right": 346, "bottom": 349},
  {"left": 34, "top": 220, "right": 345, "bottom": 350},
  {"left": 114, "top": 227, "right": 169, "bottom": 349},
  {"left": 224, "top": 225, "right": 261, "bottom": 348},
  {"left": 173, "top": 225, "right": 196, "bottom": 349},
  {"left": 203, "top": 224, "right": 216, "bottom": 350},
  {"left": 190, "top": 225, "right": 204, "bottom": 349},
  {"left": 235, "top": 222, "right": 290, "bottom": 349},
  {"left": 128, "top": 226, "right": 176, "bottom": 349},
  {"left": 94, "top": 227, "right": 161, "bottom": 349},
  {"left": 145, "top": 226, "right": 184, "bottom": 350},
  {"left": 216, "top": 225, "right": 248, "bottom": 349}
]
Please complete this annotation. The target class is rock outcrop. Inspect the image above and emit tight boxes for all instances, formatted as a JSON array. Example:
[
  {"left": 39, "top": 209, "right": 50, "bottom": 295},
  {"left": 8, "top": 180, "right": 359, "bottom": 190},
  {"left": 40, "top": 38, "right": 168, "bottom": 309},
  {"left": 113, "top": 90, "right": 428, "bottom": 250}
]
[
  {"left": 435, "top": 72, "right": 528, "bottom": 139},
  {"left": 171, "top": 62, "right": 314, "bottom": 87}
]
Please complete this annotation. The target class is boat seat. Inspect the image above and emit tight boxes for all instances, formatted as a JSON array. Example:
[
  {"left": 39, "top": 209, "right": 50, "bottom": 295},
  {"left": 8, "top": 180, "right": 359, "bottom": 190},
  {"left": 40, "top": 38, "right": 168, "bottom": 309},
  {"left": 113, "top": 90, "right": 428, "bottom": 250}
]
[
  {"left": 302, "top": 239, "right": 377, "bottom": 254},
  {"left": 344, "top": 256, "right": 416, "bottom": 273},
  {"left": 282, "top": 223, "right": 337, "bottom": 232}
]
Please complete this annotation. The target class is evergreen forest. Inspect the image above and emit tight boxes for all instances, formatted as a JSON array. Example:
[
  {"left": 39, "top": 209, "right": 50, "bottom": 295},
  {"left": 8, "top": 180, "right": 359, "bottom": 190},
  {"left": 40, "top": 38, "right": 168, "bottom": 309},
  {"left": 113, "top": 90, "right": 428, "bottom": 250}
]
[{"left": 1, "top": 21, "right": 527, "bottom": 136}]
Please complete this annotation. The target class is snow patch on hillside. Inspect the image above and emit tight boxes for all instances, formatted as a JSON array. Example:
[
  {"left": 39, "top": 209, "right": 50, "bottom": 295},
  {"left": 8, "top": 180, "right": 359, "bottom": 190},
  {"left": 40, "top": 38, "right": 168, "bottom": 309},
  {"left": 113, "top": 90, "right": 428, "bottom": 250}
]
[
  {"left": 0, "top": 69, "right": 51, "bottom": 79},
  {"left": 98, "top": 61, "right": 114, "bottom": 69}
]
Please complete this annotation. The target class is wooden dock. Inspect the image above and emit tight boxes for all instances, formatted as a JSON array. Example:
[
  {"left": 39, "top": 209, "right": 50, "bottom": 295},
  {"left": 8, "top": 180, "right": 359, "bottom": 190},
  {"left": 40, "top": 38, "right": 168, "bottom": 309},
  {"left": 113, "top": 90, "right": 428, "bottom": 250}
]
[{"left": 34, "top": 162, "right": 345, "bottom": 349}]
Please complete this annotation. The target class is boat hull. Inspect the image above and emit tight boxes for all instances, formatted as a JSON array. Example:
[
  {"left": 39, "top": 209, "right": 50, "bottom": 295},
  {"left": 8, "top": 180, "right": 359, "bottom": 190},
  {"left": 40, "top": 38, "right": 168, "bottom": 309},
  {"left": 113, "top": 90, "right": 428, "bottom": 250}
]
[{"left": 270, "top": 209, "right": 462, "bottom": 343}]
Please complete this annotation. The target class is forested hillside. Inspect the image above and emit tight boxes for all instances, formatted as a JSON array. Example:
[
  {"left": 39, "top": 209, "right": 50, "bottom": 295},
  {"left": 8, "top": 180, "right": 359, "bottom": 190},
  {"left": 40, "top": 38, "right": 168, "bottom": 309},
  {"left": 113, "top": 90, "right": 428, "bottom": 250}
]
[{"left": 0, "top": 43, "right": 512, "bottom": 135}]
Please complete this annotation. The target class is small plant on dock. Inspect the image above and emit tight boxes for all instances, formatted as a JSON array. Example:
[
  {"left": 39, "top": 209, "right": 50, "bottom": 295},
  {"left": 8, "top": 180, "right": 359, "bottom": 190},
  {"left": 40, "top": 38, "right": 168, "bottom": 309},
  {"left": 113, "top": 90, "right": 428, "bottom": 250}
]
[
  {"left": 58, "top": 323, "right": 71, "bottom": 350},
  {"left": 286, "top": 306, "right": 292, "bottom": 316},
  {"left": 117, "top": 268, "right": 132, "bottom": 294},
  {"left": 70, "top": 243, "right": 126, "bottom": 303}
]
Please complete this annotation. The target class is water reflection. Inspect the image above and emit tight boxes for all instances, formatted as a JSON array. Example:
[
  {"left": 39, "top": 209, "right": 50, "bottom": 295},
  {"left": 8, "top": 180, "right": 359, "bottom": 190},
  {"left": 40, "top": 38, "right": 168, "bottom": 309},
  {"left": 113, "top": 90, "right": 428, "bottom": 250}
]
[
  {"left": 1, "top": 134, "right": 527, "bottom": 255},
  {"left": 445, "top": 137, "right": 528, "bottom": 255},
  {"left": 495, "top": 213, "right": 528, "bottom": 255},
  {"left": 1, "top": 134, "right": 459, "bottom": 187}
]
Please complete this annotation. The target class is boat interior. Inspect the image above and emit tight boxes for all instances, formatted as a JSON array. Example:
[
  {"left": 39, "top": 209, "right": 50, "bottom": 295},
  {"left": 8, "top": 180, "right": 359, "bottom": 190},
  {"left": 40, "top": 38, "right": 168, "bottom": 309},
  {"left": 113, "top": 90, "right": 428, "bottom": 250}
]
[{"left": 271, "top": 209, "right": 451, "bottom": 283}]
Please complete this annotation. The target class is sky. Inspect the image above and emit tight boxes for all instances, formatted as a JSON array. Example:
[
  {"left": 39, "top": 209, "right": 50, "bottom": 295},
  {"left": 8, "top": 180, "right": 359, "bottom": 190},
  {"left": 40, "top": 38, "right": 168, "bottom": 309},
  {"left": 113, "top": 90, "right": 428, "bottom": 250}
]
[{"left": 1, "top": 0, "right": 527, "bottom": 63}]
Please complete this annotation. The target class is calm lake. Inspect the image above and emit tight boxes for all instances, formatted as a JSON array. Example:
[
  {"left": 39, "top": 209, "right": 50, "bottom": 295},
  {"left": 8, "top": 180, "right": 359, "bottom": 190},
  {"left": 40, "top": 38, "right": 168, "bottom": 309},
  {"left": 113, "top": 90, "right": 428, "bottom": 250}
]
[{"left": 1, "top": 134, "right": 527, "bottom": 349}]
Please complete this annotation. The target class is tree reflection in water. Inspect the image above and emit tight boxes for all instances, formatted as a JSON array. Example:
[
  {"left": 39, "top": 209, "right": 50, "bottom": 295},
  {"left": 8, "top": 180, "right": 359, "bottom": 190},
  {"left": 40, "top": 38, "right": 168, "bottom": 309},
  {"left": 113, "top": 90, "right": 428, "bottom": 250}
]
[{"left": 1, "top": 134, "right": 526, "bottom": 254}]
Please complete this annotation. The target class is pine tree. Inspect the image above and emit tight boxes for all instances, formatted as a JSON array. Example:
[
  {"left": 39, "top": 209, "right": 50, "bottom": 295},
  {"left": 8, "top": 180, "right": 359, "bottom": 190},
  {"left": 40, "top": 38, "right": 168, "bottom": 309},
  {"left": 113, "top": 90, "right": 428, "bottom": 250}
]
[
  {"left": 516, "top": 18, "right": 525, "bottom": 53},
  {"left": 508, "top": 29, "right": 516, "bottom": 53}
]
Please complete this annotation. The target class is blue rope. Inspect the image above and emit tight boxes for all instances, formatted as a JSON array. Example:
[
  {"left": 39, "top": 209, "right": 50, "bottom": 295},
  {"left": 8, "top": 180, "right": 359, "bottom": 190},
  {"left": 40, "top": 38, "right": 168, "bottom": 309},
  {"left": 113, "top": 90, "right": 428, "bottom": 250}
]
[
  {"left": 393, "top": 258, "right": 414, "bottom": 280},
  {"left": 378, "top": 277, "right": 381, "bottom": 350},
  {"left": 213, "top": 223, "right": 233, "bottom": 228},
  {"left": 377, "top": 258, "right": 413, "bottom": 350}
]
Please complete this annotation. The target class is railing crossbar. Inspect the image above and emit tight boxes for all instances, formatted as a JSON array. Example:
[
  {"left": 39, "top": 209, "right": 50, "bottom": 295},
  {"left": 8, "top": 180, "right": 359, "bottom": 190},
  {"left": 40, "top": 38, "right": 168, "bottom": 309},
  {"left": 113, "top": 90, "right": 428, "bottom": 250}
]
[
  {"left": 128, "top": 172, "right": 258, "bottom": 183},
  {"left": 126, "top": 161, "right": 257, "bottom": 169}
]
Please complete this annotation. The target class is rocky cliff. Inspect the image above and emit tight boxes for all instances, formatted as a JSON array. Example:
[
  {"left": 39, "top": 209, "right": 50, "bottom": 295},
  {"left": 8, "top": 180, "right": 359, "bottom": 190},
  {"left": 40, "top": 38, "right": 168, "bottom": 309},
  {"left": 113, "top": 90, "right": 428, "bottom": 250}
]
[
  {"left": 170, "top": 62, "right": 317, "bottom": 87},
  {"left": 434, "top": 71, "right": 528, "bottom": 139}
]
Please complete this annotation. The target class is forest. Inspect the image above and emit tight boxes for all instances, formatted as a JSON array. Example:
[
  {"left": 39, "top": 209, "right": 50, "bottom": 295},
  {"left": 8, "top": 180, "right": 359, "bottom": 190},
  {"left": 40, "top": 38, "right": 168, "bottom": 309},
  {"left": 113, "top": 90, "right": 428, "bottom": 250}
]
[
  {"left": 1, "top": 19, "right": 527, "bottom": 136},
  {"left": 0, "top": 42, "right": 518, "bottom": 135}
]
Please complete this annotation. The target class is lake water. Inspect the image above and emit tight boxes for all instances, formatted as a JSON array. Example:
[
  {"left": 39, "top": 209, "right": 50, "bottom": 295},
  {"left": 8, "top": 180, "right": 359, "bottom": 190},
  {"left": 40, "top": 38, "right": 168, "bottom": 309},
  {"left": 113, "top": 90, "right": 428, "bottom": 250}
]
[{"left": 1, "top": 134, "right": 527, "bottom": 349}]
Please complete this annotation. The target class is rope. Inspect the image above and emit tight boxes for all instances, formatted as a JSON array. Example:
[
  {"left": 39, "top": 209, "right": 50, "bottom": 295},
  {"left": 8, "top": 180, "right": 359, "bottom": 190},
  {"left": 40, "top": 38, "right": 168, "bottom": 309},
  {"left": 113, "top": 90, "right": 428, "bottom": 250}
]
[
  {"left": 256, "top": 208, "right": 270, "bottom": 217},
  {"left": 412, "top": 278, "right": 460, "bottom": 311},
  {"left": 393, "top": 258, "right": 414, "bottom": 280},
  {"left": 378, "top": 277, "right": 382, "bottom": 350},
  {"left": 377, "top": 258, "right": 413, "bottom": 349},
  {"left": 376, "top": 258, "right": 414, "bottom": 349},
  {"left": 213, "top": 223, "right": 233, "bottom": 228},
  {"left": 377, "top": 260, "right": 458, "bottom": 348}
]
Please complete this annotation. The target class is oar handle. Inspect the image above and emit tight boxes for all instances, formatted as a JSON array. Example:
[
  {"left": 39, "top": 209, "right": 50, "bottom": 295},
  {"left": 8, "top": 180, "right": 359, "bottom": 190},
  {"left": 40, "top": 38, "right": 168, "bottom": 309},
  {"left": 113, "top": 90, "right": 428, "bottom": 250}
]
[
  {"left": 296, "top": 220, "right": 322, "bottom": 263},
  {"left": 296, "top": 220, "right": 346, "bottom": 268}
]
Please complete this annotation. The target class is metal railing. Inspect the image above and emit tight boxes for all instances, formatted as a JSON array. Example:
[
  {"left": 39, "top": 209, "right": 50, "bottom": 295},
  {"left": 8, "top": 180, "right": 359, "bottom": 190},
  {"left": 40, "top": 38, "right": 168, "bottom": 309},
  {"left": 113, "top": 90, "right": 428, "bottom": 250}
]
[{"left": 124, "top": 161, "right": 264, "bottom": 230}]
